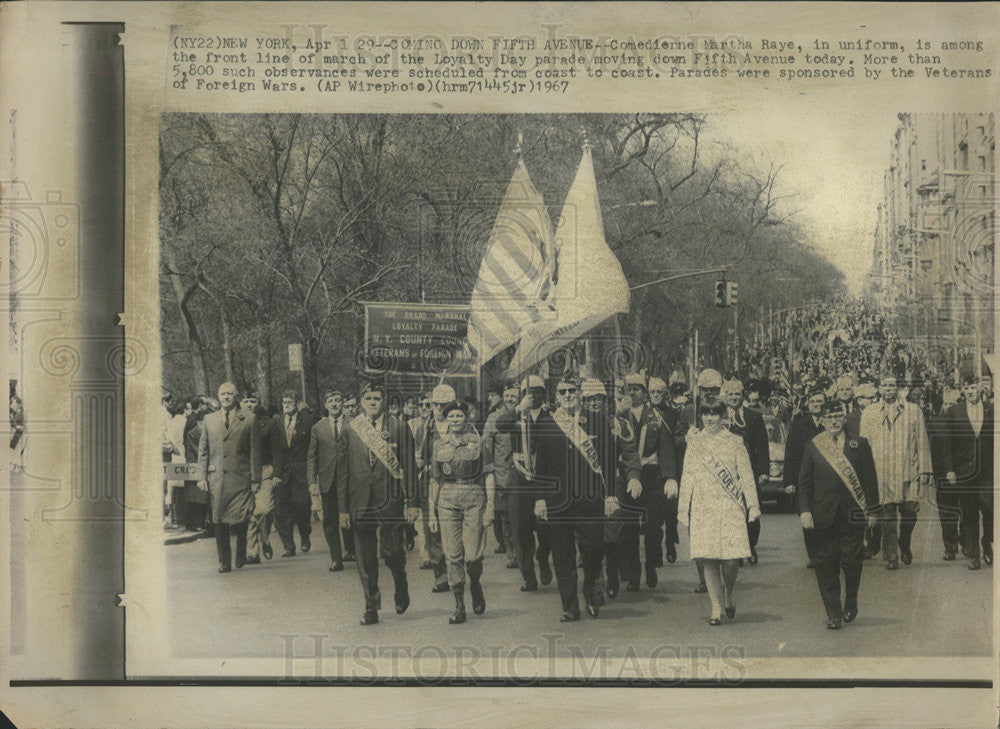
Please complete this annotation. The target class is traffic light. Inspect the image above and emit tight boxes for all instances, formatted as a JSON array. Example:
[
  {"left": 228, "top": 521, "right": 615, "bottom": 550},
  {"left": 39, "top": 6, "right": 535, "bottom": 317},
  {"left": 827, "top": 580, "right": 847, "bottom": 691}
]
[
  {"left": 715, "top": 280, "right": 727, "bottom": 307},
  {"left": 727, "top": 281, "right": 739, "bottom": 306}
]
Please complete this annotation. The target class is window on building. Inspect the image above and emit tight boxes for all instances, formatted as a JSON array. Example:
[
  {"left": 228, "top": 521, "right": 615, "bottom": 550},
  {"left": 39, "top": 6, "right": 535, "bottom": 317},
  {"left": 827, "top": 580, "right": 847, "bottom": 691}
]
[
  {"left": 978, "top": 185, "right": 987, "bottom": 198},
  {"left": 978, "top": 155, "right": 987, "bottom": 171},
  {"left": 977, "top": 125, "right": 985, "bottom": 137},
  {"left": 921, "top": 159, "right": 927, "bottom": 171}
]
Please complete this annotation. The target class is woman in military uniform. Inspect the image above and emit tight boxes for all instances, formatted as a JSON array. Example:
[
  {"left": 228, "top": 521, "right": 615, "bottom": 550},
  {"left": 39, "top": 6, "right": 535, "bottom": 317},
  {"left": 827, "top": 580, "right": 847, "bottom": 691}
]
[{"left": 429, "top": 400, "right": 495, "bottom": 624}]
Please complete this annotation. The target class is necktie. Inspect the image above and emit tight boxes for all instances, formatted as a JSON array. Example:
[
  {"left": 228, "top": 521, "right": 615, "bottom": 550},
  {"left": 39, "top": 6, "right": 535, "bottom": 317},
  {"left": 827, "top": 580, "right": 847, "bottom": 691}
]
[
  {"left": 332, "top": 417, "right": 338, "bottom": 441},
  {"left": 225, "top": 410, "right": 230, "bottom": 429},
  {"left": 286, "top": 415, "right": 294, "bottom": 447},
  {"left": 369, "top": 418, "right": 377, "bottom": 467}
]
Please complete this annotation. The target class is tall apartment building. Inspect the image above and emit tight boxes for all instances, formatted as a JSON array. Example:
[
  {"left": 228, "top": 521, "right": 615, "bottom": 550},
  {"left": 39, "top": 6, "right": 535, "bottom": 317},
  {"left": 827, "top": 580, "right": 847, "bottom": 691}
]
[{"left": 867, "top": 113, "right": 995, "bottom": 370}]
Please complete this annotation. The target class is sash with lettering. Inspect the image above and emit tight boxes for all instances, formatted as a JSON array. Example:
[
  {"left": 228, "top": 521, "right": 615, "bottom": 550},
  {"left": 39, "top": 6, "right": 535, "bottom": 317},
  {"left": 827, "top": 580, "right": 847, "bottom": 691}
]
[
  {"left": 688, "top": 432, "right": 747, "bottom": 516},
  {"left": 552, "top": 408, "right": 606, "bottom": 487},
  {"left": 811, "top": 432, "right": 868, "bottom": 511},
  {"left": 351, "top": 415, "right": 405, "bottom": 480}
]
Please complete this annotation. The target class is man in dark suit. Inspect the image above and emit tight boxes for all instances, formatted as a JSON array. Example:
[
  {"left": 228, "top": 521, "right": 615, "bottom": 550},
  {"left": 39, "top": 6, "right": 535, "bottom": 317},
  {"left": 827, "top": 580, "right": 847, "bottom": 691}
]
[
  {"left": 722, "top": 378, "right": 770, "bottom": 564},
  {"left": 798, "top": 401, "right": 879, "bottom": 629},
  {"left": 496, "top": 375, "right": 555, "bottom": 592},
  {"left": 784, "top": 388, "right": 826, "bottom": 568},
  {"left": 928, "top": 388, "right": 962, "bottom": 561},
  {"left": 271, "top": 389, "right": 313, "bottom": 557},
  {"left": 942, "top": 376, "right": 994, "bottom": 569},
  {"left": 339, "top": 382, "right": 420, "bottom": 625},
  {"left": 308, "top": 389, "right": 350, "bottom": 572},
  {"left": 617, "top": 373, "right": 678, "bottom": 591},
  {"left": 197, "top": 382, "right": 261, "bottom": 573},
  {"left": 648, "top": 377, "right": 681, "bottom": 565}
]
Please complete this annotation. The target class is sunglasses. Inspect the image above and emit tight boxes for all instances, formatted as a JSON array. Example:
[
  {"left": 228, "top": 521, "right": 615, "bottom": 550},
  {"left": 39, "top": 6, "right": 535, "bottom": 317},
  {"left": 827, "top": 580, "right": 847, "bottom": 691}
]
[{"left": 557, "top": 387, "right": 578, "bottom": 395}]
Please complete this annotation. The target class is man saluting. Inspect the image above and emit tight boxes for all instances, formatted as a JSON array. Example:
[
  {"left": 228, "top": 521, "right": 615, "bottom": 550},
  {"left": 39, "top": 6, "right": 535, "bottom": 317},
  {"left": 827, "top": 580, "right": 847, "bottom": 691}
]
[
  {"left": 798, "top": 401, "right": 879, "bottom": 630},
  {"left": 338, "top": 382, "right": 420, "bottom": 625}
]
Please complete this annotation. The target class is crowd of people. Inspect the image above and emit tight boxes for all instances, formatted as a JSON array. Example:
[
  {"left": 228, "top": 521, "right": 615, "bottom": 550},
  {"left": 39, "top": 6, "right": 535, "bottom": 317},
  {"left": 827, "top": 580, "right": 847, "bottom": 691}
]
[{"left": 161, "top": 343, "right": 993, "bottom": 631}]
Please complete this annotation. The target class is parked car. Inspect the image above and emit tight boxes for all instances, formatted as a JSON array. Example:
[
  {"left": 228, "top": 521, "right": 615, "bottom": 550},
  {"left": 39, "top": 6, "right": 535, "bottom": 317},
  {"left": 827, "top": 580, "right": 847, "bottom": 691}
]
[{"left": 759, "top": 415, "right": 794, "bottom": 511}]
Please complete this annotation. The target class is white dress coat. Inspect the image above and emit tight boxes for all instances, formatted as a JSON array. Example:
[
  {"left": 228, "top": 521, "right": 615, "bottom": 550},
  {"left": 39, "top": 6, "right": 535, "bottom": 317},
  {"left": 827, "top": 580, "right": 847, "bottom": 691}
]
[{"left": 679, "top": 428, "right": 759, "bottom": 560}]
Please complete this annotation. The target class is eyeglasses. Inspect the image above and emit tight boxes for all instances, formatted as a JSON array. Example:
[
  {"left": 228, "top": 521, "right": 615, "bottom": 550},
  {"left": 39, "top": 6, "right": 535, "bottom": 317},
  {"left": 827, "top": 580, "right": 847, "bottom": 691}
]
[
  {"left": 419, "top": 401, "right": 431, "bottom": 407},
  {"left": 557, "top": 388, "right": 578, "bottom": 395}
]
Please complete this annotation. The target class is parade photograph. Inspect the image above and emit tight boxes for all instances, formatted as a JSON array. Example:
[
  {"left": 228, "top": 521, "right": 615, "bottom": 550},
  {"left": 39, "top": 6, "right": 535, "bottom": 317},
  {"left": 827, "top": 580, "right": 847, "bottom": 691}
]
[{"left": 154, "top": 111, "right": 994, "bottom": 678}]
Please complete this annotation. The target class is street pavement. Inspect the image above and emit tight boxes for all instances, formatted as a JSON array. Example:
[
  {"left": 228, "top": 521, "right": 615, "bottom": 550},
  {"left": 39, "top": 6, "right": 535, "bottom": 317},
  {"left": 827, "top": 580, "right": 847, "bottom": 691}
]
[{"left": 163, "top": 508, "right": 992, "bottom": 663}]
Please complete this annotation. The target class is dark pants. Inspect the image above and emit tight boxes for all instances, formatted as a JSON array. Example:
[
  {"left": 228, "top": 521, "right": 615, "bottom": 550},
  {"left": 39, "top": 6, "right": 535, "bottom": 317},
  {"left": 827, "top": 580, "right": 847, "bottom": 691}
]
[
  {"left": 962, "top": 486, "right": 993, "bottom": 559},
  {"left": 495, "top": 492, "right": 516, "bottom": 559},
  {"left": 549, "top": 516, "right": 604, "bottom": 614},
  {"left": 804, "top": 516, "right": 865, "bottom": 621},
  {"left": 663, "top": 496, "right": 679, "bottom": 554},
  {"left": 353, "top": 513, "right": 407, "bottom": 612},
  {"left": 878, "top": 500, "right": 919, "bottom": 561},
  {"left": 275, "top": 481, "right": 312, "bottom": 552},
  {"left": 214, "top": 521, "right": 248, "bottom": 568},
  {"left": 320, "top": 487, "right": 343, "bottom": 563},
  {"left": 507, "top": 490, "right": 551, "bottom": 588},
  {"left": 937, "top": 486, "right": 963, "bottom": 555},
  {"left": 620, "top": 494, "right": 667, "bottom": 582}
]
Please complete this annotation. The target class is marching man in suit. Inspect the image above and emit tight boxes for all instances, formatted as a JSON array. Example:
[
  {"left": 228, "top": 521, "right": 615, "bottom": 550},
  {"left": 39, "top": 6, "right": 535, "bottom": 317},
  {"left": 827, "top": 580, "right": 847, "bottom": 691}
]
[
  {"left": 339, "top": 382, "right": 420, "bottom": 625},
  {"left": 942, "top": 375, "right": 994, "bottom": 570},
  {"left": 798, "top": 400, "right": 879, "bottom": 629},
  {"left": 618, "top": 373, "right": 678, "bottom": 591},
  {"left": 722, "top": 378, "right": 771, "bottom": 565},
  {"left": 308, "top": 389, "right": 350, "bottom": 572},
  {"left": 197, "top": 382, "right": 261, "bottom": 573},
  {"left": 271, "top": 390, "right": 314, "bottom": 557}
]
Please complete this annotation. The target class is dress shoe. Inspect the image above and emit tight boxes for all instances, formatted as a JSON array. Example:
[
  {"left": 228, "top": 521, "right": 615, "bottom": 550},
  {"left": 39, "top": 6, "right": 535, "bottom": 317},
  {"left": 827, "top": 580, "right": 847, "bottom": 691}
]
[
  {"left": 262, "top": 542, "right": 273, "bottom": 560},
  {"left": 505, "top": 560, "right": 518, "bottom": 569},
  {"left": 218, "top": 564, "right": 232, "bottom": 574},
  {"left": 360, "top": 610, "right": 379, "bottom": 626},
  {"left": 626, "top": 580, "right": 640, "bottom": 592},
  {"left": 329, "top": 561, "right": 344, "bottom": 572},
  {"left": 887, "top": 558, "right": 899, "bottom": 570},
  {"left": 395, "top": 591, "right": 410, "bottom": 615},
  {"left": 748, "top": 547, "right": 759, "bottom": 565},
  {"left": 520, "top": 581, "right": 538, "bottom": 592},
  {"left": 969, "top": 557, "right": 982, "bottom": 570},
  {"left": 431, "top": 582, "right": 451, "bottom": 593},
  {"left": 470, "top": 581, "right": 486, "bottom": 615},
  {"left": 900, "top": 548, "right": 912, "bottom": 565},
  {"left": 244, "top": 556, "right": 261, "bottom": 565},
  {"left": 301, "top": 539, "right": 311, "bottom": 553},
  {"left": 694, "top": 582, "right": 708, "bottom": 594},
  {"left": 826, "top": 618, "right": 843, "bottom": 630},
  {"left": 539, "top": 562, "right": 553, "bottom": 586},
  {"left": 419, "top": 560, "right": 433, "bottom": 570},
  {"left": 725, "top": 605, "right": 736, "bottom": 619},
  {"left": 559, "top": 608, "right": 581, "bottom": 622},
  {"left": 984, "top": 549, "right": 993, "bottom": 566},
  {"left": 843, "top": 605, "right": 858, "bottom": 624},
  {"left": 943, "top": 551, "right": 956, "bottom": 561},
  {"left": 235, "top": 558, "right": 246, "bottom": 569},
  {"left": 645, "top": 567, "right": 658, "bottom": 589},
  {"left": 585, "top": 600, "right": 600, "bottom": 618},
  {"left": 281, "top": 549, "right": 296, "bottom": 558},
  {"left": 607, "top": 579, "right": 619, "bottom": 600},
  {"left": 343, "top": 553, "right": 356, "bottom": 562},
  {"left": 666, "top": 545, "right": 677, "bottom": 564},
  {"left": 494, "top": 545, "right": 506, "bottom": 554},
  {"left": 708, "top": 617, "right": 722, "bottom": 626}
]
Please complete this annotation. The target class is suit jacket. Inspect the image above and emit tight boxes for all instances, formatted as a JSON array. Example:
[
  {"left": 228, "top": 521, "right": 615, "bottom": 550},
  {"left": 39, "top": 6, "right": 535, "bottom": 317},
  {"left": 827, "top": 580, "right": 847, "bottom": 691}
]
[
  {"left": 797, "top": 432, "right": 879, "bottom": 530},
  {"left": 941, "top": 400, "right": 994, "bottom": 487},
  {"left": 727, "top": 406, "right": 770, "bottom": 483},
  {"left": 338, "top": 413, "right": 418, "bottom": 519},
  {"left": 620, "top": 403, "right": 678, "bottom": 487},
  {"left": 271, "top": 411, "right": 312, "bottom": 488},
  {"left": 783, "top": 413, "right": 824, "bottom": 488},
  {"left": 197, "top": 407, "right": 261, "bottom": 524},
  {"left": 307, "top": 415, "right": 349, "bottom": 494},
  {"left": 496, "top": 407, "right": 556, "bottom": 501}
]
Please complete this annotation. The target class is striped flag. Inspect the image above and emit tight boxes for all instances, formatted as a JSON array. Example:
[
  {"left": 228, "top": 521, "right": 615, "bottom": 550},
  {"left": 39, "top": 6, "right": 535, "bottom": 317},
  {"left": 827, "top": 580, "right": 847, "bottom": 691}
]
[{"left": 468, "top": 160, "right": 555, "bottom": 366}]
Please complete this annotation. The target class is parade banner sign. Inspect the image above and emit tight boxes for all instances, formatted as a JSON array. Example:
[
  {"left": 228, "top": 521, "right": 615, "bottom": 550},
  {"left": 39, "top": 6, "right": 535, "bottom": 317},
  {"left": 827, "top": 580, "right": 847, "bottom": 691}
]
[{"left": 364, "top": 302, "right": 477, "bottom": 377}]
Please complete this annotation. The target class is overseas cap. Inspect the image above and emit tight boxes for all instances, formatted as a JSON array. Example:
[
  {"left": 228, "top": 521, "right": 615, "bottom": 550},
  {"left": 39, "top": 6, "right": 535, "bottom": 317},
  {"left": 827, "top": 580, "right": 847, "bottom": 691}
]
[
  {"left": 625, "top": 373, "right": 647, "bottom": 389},
  {"left": 648, "top": 377, "right": 667, "bottom": 391},
  {"left": 581, "top": 379, "right": 607, "bottom": 398},
  {"left": 721, "top": 378, "right": 743, "bottom": 395},
  {"left": 697, "top": 369, "right": 723, "bottom": 389},
  {"left": 521, "top": 375, "right": 545, "bottom": 391}
]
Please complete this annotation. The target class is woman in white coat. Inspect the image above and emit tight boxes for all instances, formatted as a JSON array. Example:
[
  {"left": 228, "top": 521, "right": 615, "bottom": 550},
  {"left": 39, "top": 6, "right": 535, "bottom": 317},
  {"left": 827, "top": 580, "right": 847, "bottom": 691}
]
[{"left": 679, "top": 396, "right": 761, "bottom": 625}]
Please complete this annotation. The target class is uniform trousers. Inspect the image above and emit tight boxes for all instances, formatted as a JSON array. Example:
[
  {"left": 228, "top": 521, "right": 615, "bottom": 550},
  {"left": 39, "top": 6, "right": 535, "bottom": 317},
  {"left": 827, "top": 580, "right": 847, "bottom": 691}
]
[
  {"left": 548, "top": 512, "right": 605, "bottom": 614},
  {"left": 421, "top": 505, "right": 449, "bottom": 587},
  {"left": 215, "top": 521, "right": 248, "bottom": 568},
  {"left": 352, "top": 511, "right": 407, "bottom": 612},
  {"left": 320, "top": 487, "right": 344, "bottom": 562},
  {"left": 619, "top": 492, "right": 667, "bottom": 582},
  {"left": 962, "top": 485, "right": 994, "bottom": 559},
  {"left": 804, "top": 512, "right": 865, "bottom": 620},
  {"left": 506, "top": 488, "right": 552, "bottom": 587},
  {"left": 275, "top": 480, "right": 312, "bottom": 551},
  {"left": 877, "top": 499, "right": 919, "bottom": 561},
  {"left": 437, "top": 482, "right": 487, "bottom": 586}
]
